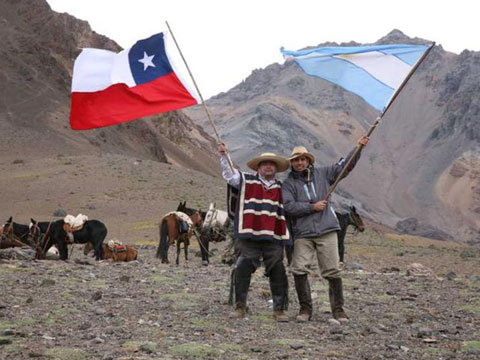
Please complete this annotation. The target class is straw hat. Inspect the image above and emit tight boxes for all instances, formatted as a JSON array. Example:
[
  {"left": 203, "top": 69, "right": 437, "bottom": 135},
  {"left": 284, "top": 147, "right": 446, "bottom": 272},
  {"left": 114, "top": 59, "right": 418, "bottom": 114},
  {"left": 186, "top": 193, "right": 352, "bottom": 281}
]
[
  {"left": 247, "top": 152, "right": 290, "bottom": 172},
  {"left": 288, "top": 146, "right": 315, "bottom": 164}
]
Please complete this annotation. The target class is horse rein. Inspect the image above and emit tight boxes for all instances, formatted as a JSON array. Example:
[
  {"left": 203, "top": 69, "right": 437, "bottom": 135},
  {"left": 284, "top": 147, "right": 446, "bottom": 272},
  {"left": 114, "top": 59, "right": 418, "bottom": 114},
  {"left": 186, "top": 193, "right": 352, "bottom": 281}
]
[
  {"left": 29, "top": 222, "right": 53, "bottom": 256},
  {"left": 1, "top": 222, "right": 31, "bottom": 247}
]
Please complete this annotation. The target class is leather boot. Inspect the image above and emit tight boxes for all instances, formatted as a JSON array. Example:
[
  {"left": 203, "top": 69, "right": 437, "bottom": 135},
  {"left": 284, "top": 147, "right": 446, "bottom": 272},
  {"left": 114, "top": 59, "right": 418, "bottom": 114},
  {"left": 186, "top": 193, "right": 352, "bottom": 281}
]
[
  {"left": 294, "top": 274, "right": 312, "bottom": 322},
  {"left": 230, "top": 259, "right": 252, "bottom": 319},
  {"left": 231, "top": 302, "right": 247, "bottom": 319},
  {"left": 270, "top": 262, "right": 289, "bottom": 322},
  {"left": 328, "top": 277, "right": 349, "bottom": 322}
]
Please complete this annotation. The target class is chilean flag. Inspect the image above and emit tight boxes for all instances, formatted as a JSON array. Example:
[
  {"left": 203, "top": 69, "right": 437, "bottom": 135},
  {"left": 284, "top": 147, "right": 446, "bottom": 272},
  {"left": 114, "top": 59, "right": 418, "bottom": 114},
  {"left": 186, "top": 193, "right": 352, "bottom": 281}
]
[{"left": 70, "top": 32, "right": 200, "bottom": 130}]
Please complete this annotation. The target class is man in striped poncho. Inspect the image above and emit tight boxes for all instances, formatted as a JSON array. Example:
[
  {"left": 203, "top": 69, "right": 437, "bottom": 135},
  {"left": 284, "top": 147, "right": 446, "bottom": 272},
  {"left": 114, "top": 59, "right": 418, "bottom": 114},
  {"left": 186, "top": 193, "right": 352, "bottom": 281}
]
[{"left": 218, "top": 143, "right": 291, "bottom": 322}]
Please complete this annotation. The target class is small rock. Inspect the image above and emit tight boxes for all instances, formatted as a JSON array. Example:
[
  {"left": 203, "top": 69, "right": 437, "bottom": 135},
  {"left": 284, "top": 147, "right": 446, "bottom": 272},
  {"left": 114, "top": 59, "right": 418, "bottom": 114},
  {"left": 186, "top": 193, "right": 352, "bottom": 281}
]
[
  {"left": 348, "top": 262, "right": 364, "bottom": 271},
  {"left": 289, "top": 344, "right": 303, "bottom": 350},
  {"left": 0, "top": 303, "right": 5, "bottom": 309},
  {"left": 12, "top": 159, "right": 24, "bottom": 164},
  {"left": 0, "top": 338, "right": 13, "bottom": 345},
  {"left": 92, "top": 291, "right": 103, "bottom": 301},
  {"left": 445, "top": 271, "right": 456, "bottom": 280},
  {"left": 400, "top": 346, "right": 410, "bottom": 352},
  {"left": 41, "top": 334, "right": 55, "bottom": 341},
  {"left": 364, "top": 326, "right": 383, "bottom": 335},
  {"left": 1, "top": 329, "right": 15, "bottom": 336},
  {"left": 94, "top": 308, "right": 106, "bottom": 316},
  {"left": 139, "top": 343, "right": 156, "bottom": 354},
  {"left": 40, "top": 279, "right": 55, "bottom": 286},
  {"left": 417, "top": 327, "right": 433, "bottom": 338},
  {"left": 78, "top": 322, "right": 91, "bottom": 330},
  {"left": 92, "top": 337, "right": 105, "bottom": 344},
  {"left": 53, "top": 209, "right": 67, "bottom": 217},
  {"left": 329, "top": 327, "right": 343, "bottom": 335},
  {"left": 328, "top": 318, "right": 341, "bottom": 326},
  {"left": 26, "top": 297, "right": 33, "bottom": 304},
  {"left": 28, "top": 352, "right": 44, "bottom": 358},
  {"left": 469, "top": 274, "right": 479, "bottom": 282},
  {"left": 120, "top": 275, "right": 130, "bottom": 282}
]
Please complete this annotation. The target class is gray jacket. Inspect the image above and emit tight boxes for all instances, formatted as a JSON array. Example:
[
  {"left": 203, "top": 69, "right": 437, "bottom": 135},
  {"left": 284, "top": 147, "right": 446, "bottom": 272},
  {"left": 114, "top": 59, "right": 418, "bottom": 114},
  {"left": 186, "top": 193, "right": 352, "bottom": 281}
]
[{"left": 282, "top": 149, "right": 360, "bottom": 239}]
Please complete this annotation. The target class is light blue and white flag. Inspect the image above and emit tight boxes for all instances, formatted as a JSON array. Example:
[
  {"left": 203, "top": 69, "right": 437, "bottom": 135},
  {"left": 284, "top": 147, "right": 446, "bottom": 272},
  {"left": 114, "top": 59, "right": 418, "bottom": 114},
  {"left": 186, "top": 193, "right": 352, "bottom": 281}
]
[{"left": 280, "top": 44, "right": 428, "bottom": 111}]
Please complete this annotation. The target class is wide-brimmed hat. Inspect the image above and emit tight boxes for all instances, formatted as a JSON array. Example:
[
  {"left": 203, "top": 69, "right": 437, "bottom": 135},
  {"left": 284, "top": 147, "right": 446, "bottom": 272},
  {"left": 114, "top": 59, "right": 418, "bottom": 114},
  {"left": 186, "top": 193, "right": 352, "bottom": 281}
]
[
  {"left": 247, "top": 152, "right": 290, "bottom": 172},
  {"left": 288, "top": 146, "right": 315, "bottom": 164}
]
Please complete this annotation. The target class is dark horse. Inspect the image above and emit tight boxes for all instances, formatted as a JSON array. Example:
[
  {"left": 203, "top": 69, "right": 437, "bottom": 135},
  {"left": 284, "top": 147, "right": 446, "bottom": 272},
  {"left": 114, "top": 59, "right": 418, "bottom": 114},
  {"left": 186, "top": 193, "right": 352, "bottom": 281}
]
[
  {"left": 335, "top": 206, "right": 365, "bottom": 262},
  {"left": 285, "top": 206, "right": 365, "bottom": 265},
  {"left": 29, "top": 218, "right": 107, "bottom": 260},
  {"left": 156, "top": 211, "right": 203, "bottom": 265},
  {"left": 1, "top": 217, "right": 36, "bottom": 249},
  {"left": 176, "top": 201, "right": 211, "bottom": 265}
]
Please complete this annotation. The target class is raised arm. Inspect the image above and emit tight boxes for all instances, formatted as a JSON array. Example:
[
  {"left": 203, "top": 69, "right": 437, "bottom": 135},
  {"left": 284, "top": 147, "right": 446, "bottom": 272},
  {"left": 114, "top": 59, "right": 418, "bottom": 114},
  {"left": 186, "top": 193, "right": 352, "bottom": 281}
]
[{"left": 218, "top": 143, "right": 241, "bottom": 188}]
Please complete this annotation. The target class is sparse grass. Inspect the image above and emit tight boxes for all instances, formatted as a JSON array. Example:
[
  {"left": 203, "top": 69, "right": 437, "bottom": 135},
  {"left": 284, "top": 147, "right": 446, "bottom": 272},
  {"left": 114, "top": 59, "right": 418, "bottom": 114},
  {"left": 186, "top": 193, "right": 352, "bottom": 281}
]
[
  {"left": 457, "top": 301, "right": 480, "bottom": 314},
  {"left": 169, "top": 342, "right": 223, "bottom": 357},
  {"left": 131, "top": 220, "right": 157, "bottom": 231},
  {"left": 133, "top": 239, "right": 157, "bottom": 246},
  {"left": 0, "top": 320, "right": 15, "bottom": 330},
  {"left": 190, "top": 318, "right": 214, "bottom": 328},
  {"left": 217, "top": 343, "right": 243, "bottom": 352},
  {"left": 44, "top": 347, "right": 88, "bottom": 360},
  {"left": 462, "top": 340, "right": 480, "bottom": 352},
  {"left": 274, "top": 338, "right": 306, "bottom": 347},
  {"left": 250, "top": 312, "right": 275, "bottom": 323}
]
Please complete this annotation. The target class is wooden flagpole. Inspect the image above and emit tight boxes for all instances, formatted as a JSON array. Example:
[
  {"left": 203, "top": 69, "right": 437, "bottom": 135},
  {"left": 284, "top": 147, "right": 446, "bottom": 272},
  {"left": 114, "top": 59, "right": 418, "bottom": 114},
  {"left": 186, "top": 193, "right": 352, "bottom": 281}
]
[
  {"left": 165, "top": 21, "right": 234, "bottom": 170},
  {"left": 323, "top": 42, "right": 436, "bottom": 201}
]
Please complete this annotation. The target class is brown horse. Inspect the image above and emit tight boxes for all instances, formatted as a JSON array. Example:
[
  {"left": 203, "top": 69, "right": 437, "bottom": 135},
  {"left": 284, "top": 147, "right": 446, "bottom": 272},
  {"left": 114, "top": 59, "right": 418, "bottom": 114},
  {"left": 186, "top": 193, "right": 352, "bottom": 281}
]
[
  {"left": 156, "top": 211, "right": 203, "bottom": 265},
  {"left": 84, "top": 241, "right": 138, "bottom": 262}
]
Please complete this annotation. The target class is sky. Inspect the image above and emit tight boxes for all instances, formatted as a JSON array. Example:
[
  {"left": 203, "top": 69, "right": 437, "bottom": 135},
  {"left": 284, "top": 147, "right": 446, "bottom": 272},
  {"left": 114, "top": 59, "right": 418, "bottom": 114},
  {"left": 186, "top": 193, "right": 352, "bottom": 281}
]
[{"left": 47, "top": 0, "right": 479, "bottom": 99}]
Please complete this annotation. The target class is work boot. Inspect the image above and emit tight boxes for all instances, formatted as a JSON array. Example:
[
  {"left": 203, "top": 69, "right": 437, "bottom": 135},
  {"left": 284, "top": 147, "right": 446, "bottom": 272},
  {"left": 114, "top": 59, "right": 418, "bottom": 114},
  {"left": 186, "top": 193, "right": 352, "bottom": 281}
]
[
  {"left": 328, "top": 277, "right": 349, "bottom": 323},
  {"left": 232, "top": 258, "right": 252, "bottom": 319},
  {"left": 269, "top": 262, "right": 289, "bottom": 322},
  {"left": 230, "top": 302, "right": 247, "bottom": 319},
  {"left": 273, "top": 310, "right": 289, "bottom": 322},
  {"left": 294, "top": 274, "right": 312, "bottom": 322}
]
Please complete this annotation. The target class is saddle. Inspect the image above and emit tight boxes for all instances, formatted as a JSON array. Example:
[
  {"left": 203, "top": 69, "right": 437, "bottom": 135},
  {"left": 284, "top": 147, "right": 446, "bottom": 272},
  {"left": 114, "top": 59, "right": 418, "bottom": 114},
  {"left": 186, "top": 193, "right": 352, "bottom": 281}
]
[
  {"left": 107, "top": 239, "right": 127, "bottom": 253},
  {"left": 179, "top": 220, "right": 190, "bottom": 234}
]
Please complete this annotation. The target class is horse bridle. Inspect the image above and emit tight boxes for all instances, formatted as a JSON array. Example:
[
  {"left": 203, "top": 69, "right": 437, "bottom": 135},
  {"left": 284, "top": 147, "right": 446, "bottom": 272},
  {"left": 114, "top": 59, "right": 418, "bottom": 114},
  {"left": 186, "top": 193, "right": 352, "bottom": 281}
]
[{"left": 1, "top": 221, "right": 31, "bottom": 247}]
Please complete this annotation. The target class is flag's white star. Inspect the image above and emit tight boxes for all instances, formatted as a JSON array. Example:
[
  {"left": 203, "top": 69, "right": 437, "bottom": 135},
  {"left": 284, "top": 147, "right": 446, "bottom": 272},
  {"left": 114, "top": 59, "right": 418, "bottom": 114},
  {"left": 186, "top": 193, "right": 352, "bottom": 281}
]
[{"left": 138, "top": 51, "right": 156, "bottom": 71}]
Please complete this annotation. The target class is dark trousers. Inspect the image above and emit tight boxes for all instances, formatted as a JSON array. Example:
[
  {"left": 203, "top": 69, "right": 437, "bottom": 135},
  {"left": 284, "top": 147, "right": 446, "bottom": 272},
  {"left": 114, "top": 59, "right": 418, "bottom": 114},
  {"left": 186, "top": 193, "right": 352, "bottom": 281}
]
[{"left": 235, "top": 238, "right": 288, "bottom": 311}]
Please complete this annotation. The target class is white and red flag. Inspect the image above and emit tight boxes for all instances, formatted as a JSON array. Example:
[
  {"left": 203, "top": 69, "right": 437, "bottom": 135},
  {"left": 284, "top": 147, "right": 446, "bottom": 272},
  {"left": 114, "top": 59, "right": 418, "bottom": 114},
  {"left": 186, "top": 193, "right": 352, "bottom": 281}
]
[{"left": 70, "top": 32, "right": 200, "bottom": 130}]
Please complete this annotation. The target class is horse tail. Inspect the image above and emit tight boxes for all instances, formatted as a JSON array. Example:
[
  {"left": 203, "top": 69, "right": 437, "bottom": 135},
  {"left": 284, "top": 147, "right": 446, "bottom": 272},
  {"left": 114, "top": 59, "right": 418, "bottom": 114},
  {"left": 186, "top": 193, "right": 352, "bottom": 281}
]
[{"left": 156, "top": 219, "right": 169, "bottom": 260}]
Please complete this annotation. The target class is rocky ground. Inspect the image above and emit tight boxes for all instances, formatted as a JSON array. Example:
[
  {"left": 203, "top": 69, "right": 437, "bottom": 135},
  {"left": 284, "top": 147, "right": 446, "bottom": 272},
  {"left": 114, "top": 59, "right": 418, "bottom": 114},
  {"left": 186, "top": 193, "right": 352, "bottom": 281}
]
[{"left": 1, "top": 229, "right": 479, "bottom": 360}]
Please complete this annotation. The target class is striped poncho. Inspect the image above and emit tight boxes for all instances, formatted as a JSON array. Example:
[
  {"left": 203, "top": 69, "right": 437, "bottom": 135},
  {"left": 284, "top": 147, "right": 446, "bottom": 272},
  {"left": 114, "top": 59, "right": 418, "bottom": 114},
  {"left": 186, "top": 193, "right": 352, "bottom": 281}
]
[{"left": 232, "top": 172, "right": 290, "bottom": 242}]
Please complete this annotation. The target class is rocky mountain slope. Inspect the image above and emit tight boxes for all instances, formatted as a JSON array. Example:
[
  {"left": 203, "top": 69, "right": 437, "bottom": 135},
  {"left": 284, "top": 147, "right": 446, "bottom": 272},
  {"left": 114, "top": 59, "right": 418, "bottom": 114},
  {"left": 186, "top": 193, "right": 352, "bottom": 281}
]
[
  {"left": 184, "top": 30, "right": 480, "bottom": 244},
  {"left": 0, "top": 0, "right": 219, "bottom": 176}
]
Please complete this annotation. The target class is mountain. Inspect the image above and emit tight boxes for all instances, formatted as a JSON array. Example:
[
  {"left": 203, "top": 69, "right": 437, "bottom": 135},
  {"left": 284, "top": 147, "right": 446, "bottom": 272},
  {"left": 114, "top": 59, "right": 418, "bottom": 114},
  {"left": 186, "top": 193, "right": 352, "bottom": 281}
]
[
  {"left": 184, "top": 30, "right": 480, "bottom": 244},
  {"left": 0, "top": 0, "right": 219, "bottom": 176}
]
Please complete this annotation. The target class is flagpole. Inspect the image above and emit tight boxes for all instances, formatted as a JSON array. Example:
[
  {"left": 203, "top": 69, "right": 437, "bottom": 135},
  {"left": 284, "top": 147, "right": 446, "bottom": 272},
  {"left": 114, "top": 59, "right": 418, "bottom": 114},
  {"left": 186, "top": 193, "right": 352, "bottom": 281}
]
[
  {"left": 323, "top": 42, "right": 436, "bottom": 201},
  {"left": 165, "top": 21, "right": 235, "bottom": 170}
]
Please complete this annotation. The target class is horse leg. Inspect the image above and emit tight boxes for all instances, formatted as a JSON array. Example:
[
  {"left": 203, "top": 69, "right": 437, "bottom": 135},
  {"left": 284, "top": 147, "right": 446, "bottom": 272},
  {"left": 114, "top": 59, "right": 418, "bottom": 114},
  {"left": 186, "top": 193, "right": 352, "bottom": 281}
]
[
  {"left": 176, "top": 240, "right": 181, "bottom": 266},
  {"left": 57, "top": 240, "right": 69, "bottom": 261},
  {"left": 184, "top": 239, "right": 188, "bottom": 262}
]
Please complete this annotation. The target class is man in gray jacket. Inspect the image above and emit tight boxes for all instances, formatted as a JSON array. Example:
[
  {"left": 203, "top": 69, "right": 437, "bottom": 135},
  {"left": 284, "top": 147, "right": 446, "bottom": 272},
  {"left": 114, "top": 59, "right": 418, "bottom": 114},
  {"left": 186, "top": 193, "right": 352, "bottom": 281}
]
[{"left": 282, "top": 136, "right": 369, "bottom": 323}]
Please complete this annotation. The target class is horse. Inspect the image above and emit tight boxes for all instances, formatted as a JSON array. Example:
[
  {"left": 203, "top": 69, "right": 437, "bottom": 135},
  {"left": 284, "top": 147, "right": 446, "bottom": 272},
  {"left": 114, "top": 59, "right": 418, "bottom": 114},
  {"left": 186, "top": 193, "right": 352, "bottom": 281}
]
[
  {"left": 176, "top": 201, "right": 207, "bottom": 220},
  {"left": 29, "top": 218, "right": 107, "bottom": 260},
  {"left": 284, "top": 206, "right": 365, "bottom": 265},
  {"left": 1, "top": 217, "right": 36, "bottom": 249},
  {"left": 199, "top": 203, "right": 232, "bottom": 265},
  {"left": 335, "top": 206, "right": 365, "bottom": 263},
  {"left": 156, "top": 211, "right": 203, "bottom": 265},
  {"left": 84, "top": 241, "right": 138, "bottom": 262}
]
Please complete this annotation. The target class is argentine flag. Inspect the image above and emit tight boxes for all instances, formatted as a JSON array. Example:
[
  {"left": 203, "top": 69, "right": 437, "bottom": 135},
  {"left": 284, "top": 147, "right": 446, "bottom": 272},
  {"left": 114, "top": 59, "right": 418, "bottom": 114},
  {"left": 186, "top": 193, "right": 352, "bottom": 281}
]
[{"left": 280, "top": 44, "right": 429, "bottom": 112}]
